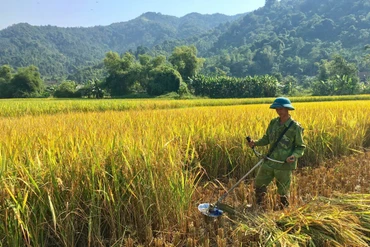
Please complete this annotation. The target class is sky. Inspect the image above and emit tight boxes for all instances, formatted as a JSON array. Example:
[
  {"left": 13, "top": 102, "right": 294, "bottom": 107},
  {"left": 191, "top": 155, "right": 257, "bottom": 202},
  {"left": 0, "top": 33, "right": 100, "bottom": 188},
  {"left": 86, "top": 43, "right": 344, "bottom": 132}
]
[{"left": 0, "top": 0, "right": 265, "bottom": 30}]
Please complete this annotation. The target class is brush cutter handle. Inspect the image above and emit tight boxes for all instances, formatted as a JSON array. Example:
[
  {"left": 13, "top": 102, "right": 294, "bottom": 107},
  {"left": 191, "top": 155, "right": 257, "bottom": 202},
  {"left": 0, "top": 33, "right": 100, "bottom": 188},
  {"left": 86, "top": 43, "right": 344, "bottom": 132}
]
[{"left": 246, "top": 136, "right": 284, "bottom": 164}]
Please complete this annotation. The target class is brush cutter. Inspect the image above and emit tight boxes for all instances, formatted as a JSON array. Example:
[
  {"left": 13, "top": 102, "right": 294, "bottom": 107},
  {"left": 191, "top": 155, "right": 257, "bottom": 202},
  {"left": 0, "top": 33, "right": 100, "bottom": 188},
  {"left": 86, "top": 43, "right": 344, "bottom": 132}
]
[{"left": 198, "top": 136, "right": 284, "bottom": 218}]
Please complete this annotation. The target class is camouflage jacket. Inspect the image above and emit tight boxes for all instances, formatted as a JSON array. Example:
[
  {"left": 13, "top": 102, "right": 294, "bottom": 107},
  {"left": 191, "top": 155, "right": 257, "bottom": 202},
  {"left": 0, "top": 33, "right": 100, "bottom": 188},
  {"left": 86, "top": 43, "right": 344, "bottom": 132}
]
[{"left": 254, "top": 117, "right": 306, "bottom": 170}]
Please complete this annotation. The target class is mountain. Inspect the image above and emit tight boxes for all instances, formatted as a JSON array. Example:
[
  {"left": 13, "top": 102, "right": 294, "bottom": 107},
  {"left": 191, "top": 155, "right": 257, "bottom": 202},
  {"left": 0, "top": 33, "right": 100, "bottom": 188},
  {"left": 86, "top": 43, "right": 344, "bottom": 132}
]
[
  {"left": 0, "top": 12, "right": 244, "bottom": 78},
  {"left": 198, "top": 0, "right": 370, "bottom": 78},
  {"left": 1, "top": 0, "right": 370, "bottom": 82}
]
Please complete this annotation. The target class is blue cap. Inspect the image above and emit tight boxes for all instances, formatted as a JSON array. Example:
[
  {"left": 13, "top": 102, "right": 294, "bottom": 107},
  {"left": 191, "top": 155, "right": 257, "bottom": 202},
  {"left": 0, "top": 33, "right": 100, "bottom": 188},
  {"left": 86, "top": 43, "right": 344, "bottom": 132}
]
[{"left": 270, "top": 97, "right": 295, "bottom": 110}]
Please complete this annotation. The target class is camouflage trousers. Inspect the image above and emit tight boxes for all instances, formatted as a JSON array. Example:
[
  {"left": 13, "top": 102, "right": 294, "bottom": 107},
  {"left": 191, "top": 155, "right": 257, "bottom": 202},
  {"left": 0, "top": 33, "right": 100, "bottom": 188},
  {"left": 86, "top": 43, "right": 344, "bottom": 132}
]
[{"left": 254, "top": 162, "right": 292, "bottom": 195}]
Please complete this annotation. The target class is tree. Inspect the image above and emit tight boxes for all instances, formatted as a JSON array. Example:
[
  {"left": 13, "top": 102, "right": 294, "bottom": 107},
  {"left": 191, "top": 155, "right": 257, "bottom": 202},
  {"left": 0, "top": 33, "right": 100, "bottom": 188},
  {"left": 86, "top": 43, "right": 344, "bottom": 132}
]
[
  {"left": 313, "top": 55, "right": 360, "bottom": 95},
  {"left": 135, "top": 54, "right": 168, "bottom": 92},
  {"left": 103, "top": 51, "right": 139, "bottom": 96},
  {"left": 147, "top": 66, "right": 182, "bottom": 96},
  {"left": 365, "top": 44, "right": 370, "bottom": 61},
  {"left": 331, "top": 55, "right": 359, "bottom": 81},
  {"left": 169, "top": 46, "right": 204, "bottom": 81},
  {"left": 251, "top": 46, "right": 277, "bottom": 75},
  {"left": 151, "top": 55, "right": 167, "bottom": 68},
  {"left": 53, "top": 80, "right": 78, "bottom": 98},
  {"left": 312, "top": 80, "right": 334, "bottom": 96},
  {"left": 134, "top": 45, "right": 150, "bottom": 58},
  {"left": 281, "top": 75, "right": 298, "bottom": 95},
  {"left": 104, "top": 51, "right": 122, "bottom": 75},
  {"left": 317, "top": 60, "right": 330, "bottom": 82},
  {"left": 11, "top": 65, "right": 44, "bottom": 97},
  {"left": 0, "top": 65, "right": 13, "bottom": 82},
  {"left": 78, "top": 79, "right": 104, "bottom": 98},
  {"left": 66, "top": 63, "right": 106, "bottom": 84},
  {"left": 0, "top": 65, "right": 14, "bottom": 98},
  {"left": 138, "top": 54, "right": 152, "bottom": 66},
  {"left": 259, "top": 75, "right": 279, "bottom": 97}
]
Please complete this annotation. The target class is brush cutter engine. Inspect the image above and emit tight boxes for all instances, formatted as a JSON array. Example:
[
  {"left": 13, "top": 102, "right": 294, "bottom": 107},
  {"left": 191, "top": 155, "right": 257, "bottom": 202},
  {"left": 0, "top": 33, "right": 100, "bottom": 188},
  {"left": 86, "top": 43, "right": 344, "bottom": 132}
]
[{"left": 198, "top": 203, "right": 223, "bottom": 217}]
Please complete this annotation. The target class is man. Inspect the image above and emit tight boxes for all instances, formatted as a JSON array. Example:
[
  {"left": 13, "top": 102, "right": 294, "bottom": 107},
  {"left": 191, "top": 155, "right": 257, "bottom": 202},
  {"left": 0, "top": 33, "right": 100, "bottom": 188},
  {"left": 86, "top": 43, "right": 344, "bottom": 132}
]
[{"left": 248, "top": 97, "right": 305, "bottom": 209}]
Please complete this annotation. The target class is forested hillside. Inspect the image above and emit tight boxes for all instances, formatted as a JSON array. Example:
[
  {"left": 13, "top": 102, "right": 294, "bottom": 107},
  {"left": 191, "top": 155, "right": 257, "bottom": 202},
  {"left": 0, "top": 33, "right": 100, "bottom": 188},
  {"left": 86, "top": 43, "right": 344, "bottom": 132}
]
[
  {"left": 0, "top": 12, "right": 243, "bottom": 78},
  {"left": 199, "top": 0, "right": 370, "bottom": 79},
  {"left": 0, "top": 0, "right": 369, "bottom": 86}
]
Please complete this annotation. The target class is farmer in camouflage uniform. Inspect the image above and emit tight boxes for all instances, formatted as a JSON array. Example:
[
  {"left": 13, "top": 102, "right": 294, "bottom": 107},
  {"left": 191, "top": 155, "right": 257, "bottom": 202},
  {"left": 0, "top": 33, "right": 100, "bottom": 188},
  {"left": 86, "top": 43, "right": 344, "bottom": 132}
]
[{"left": 248, "top": 97, "right": 306, "bottom": 209}]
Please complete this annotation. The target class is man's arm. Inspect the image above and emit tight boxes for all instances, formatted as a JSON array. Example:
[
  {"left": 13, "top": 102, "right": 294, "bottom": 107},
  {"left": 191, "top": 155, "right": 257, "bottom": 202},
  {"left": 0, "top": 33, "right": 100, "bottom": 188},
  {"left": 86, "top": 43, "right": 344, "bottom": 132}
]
[{"left": 291, "top": 126, "right": 306, "bottom": 158}]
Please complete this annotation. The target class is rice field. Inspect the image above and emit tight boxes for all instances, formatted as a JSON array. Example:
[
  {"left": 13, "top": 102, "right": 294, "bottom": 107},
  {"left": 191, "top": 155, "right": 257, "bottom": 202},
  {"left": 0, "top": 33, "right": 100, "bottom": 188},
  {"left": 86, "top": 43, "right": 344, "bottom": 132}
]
[
  {"left": 1, "top": 94, "right": 370, "bottom": 117},
  {"left": 0, "top": 98, "right": 370, "bottom": 246}
]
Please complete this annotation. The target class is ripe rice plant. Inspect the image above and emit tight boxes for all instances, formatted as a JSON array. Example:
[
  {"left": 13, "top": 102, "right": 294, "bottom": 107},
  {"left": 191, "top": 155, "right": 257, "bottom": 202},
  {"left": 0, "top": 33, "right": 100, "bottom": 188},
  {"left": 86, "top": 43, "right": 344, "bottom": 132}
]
[
  {"left": 0, "top": 95, "right": 369, "bottom": 117},
  {"left": 0, "top": 99, "right": 369, "bottom": 245}
]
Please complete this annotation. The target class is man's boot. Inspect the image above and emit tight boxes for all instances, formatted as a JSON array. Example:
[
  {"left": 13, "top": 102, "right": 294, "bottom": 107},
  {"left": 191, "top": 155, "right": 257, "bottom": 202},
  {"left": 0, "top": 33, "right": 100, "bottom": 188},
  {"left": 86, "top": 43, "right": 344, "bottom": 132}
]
[
  {"left": 278, "top": 195, "right": 289, "bottom": 210},
  {"left": 255, "top": 186, "right": 267, "bottom": 209}
]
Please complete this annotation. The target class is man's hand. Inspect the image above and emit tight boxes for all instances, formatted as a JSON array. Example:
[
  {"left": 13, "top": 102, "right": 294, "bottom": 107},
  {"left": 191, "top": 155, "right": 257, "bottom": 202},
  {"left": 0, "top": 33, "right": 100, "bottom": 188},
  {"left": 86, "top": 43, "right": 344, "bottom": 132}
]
[
  {"left": 286, "top": 155, "right": 295, "bottom": 163},
  {"left": 246, "top": 136, "right": 255, "bottom": 148},
  {"left": 248, "top": 140, "right": 255, "bottom": 148}
]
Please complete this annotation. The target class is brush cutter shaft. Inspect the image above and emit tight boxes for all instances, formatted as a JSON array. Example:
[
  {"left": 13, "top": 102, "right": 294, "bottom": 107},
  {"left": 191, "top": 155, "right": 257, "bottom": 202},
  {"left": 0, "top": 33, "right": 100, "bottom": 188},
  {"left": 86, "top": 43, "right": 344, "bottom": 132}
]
[
  {"left": 215, "top": 158, "right": 264, "bottom": 205},
  {"left": 252, "top": 148, "right": 285, "bottom": 164}
]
